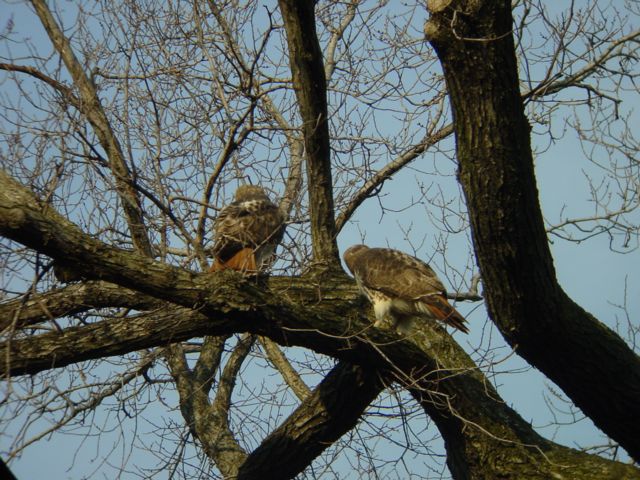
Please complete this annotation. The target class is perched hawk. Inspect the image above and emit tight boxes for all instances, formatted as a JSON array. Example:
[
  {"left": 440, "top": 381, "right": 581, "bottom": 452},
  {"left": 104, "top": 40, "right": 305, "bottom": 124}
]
[
  {"left": 209, "top": 185, "right": 285, "bottom": 274},
  {"left": 343, "top": 244, "right": 469, "bottom": 334}
]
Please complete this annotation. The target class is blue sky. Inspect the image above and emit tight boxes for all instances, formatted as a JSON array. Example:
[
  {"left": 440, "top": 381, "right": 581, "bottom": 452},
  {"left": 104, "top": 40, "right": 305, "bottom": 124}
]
[{"left": 1, "top": 1, "right": 638, "bottom": 478}]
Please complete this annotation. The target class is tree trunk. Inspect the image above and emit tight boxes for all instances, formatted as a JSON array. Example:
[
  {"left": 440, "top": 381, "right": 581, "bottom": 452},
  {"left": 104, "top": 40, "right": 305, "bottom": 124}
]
[
  {"left": 2, "top": 155, "right": 640, "bottom": 478},
  {"left": 278, "top": 0, "right": 342, "bottom": 271},
  {"left": 425, "top": 0, "right": 640, "bottom": 460}
]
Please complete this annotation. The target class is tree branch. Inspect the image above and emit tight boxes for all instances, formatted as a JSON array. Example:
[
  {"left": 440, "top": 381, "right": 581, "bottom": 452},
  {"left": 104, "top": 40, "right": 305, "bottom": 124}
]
[
  {"left": 523, "top": 29, "right": 640, "bottom": 101},
  {"left": 1, "top": 168, "right": 638, "bottom": 477},
  {"left": 0, "top": 281, "right": 158, "bottom": 332},
  {"left": 30, "top": 0, "right": 152, "bottom": 256},
  {"left": 166, "top": 340, "right": 248, "bottom": 479},
  {"left": 0, "top": 62, "right": 78, "bottom": 101},
  {"left": 237, "top": 361, "right": 385, "bottom": 480},
  {"left": 259, "top": 336, "right": 311, "bottom": 401},
  {"left": 425, "top": 0, "right": 640, "bottom": 461},
  {"left": 335, "top": 123, "right": 454, "bottom": 232},
  {"left": 278, "top": 0, "right": 341, "bottom": 271}
]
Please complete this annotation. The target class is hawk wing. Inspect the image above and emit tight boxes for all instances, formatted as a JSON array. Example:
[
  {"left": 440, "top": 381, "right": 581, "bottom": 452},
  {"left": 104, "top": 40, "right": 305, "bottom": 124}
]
[
  {"left": 211, "top": 193, "right": 284, "bottom": 273},
  {"left": 345, "top": 247, "right": 445, "bottom": 298},
  {"left": 344, "top": 245, "right": 469, "bottom": 333}
]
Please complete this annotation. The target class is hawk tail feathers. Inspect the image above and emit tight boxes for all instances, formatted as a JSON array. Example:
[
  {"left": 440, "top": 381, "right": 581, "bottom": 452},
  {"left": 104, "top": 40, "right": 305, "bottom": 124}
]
[
  {"left": 209, "top": 247, "right": 257, "bottom": 273},
  {"left": 420, "top": 295, "right": 469, "bottom": 334}
]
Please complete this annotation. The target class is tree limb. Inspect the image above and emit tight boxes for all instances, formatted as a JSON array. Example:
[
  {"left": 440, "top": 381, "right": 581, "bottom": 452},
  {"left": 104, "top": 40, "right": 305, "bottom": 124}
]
[
  {"left": 0, "top": 281, "right": 158, "bottom": 332},
  {"left": 278, "top": 0, "right": 341, "bottom": 271},
  {"left": 165, "top": 340, "right": 248, "bottom": 479},
  {"left": 237, "top": 361, "right": 385, "bottom": 480},
  {"left": 425, "top": 0, "right": 640, "bottom": 461},
  {"left": 1, "top": 168, "right": 638, "bottom": 477},
  {"left": 335, "top": 123, "right": 454, "bottom": 232},
  {"left": 30, "top": 0, "right": 152, "bottom": 256},
  {"left": 259, "top": 336, "right": 311, "bottom": 401}
]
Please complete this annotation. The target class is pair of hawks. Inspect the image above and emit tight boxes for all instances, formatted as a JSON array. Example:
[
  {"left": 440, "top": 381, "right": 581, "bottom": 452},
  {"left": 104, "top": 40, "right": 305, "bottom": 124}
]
[{"left": 211, "top": 185, "right": 469, "bottom": 334}]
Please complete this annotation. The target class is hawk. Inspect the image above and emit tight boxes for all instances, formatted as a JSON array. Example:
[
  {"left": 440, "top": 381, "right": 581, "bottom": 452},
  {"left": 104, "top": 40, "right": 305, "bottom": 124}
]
[
  {"left": 343, "top": 244, "right": 469, "bottom": 334},
  {"left": 209, "top": 185, "right": 285, "bottom": 274}
]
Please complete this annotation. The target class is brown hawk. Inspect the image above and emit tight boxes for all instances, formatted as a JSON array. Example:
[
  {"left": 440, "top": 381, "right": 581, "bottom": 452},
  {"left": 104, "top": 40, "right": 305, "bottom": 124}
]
[
  {"left": 343, "top": 244, "right": 469, "bottom": 334},
  {"left": 209, "top": 185, "right": 285, "bottom": 274}
]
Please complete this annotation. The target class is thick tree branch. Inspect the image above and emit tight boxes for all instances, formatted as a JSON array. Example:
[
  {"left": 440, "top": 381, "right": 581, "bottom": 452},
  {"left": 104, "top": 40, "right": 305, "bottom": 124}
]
[
  {"left": 193, "top": 335, "right": 228, "bottom": 391},
  {"left": 237, "top": 361, "right": 385, "bottom": 480},
  {"left": 165, "top": 343, "right": 248, "bottom": 479},
  {"left": 278, "top": 0, "right": 341, "bottom": 271},
  {"left": 0, "top": 281, "right": 158, "bottom": 332},
  {"left": 1, "top": 169, "right": 638, "bottom": 478},
  {"left": 4, "top": 286, "right": 636, "bottom": 478},
  {"left": 425, "top": 0, "right": 640, "bottom": 461}
]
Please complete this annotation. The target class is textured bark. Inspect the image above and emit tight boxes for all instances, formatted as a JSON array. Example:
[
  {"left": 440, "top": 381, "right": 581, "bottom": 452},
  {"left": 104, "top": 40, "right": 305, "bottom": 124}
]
[
  {"left": 3, "top": 279, "right": 637, "bottom": 479},
  {"left": 2, "top": 157, "right": 640, "bottom": 479},
  {"left": 0, "top": 281, "right": 158, "bottom": 331},
  {"left": 166, "top": 339, "right": 249, "bottom": 479},
  {"left": 406, "top": 333, "right": 636, "bottom": 479},
  {"left": 278, "top": 0, "right": 341, "bottom": 271},
  {"left": 425, "top": 0, "right": 640, "bottom": 461},
  {"left": 237, "top": 362, "right": 385, "bottom": 480}
]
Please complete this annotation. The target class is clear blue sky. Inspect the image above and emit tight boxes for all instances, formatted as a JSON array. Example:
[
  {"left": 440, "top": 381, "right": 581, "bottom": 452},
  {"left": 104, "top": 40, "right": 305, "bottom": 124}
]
[{"left": 1, "top": 1, "right": 638, "bottom": 478}]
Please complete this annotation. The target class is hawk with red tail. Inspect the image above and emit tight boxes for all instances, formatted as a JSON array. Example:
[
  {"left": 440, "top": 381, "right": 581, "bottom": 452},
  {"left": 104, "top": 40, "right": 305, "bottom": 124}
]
[
  {"left": 210, "top": 185, "right": 285, "bottom": 274},
  {"left": 343, "top": 245, "right": 469, "bottom": 334}
]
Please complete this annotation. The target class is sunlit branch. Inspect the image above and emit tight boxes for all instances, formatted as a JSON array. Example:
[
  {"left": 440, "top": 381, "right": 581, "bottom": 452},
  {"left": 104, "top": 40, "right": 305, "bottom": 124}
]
[
  {"left": 29, "top": 0, "right": 153, "bottom": 256},
  {"left": 259, "top": 336, "right": 310, "bottom": 401},
  {"left": 0, "top": 281, "right": 158, "bottom": 332}
]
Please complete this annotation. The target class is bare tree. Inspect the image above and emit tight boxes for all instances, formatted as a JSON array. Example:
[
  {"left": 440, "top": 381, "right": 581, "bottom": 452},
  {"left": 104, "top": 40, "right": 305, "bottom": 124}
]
[{"left": 1, "top": 0, "right": 639, "bottom": 479}]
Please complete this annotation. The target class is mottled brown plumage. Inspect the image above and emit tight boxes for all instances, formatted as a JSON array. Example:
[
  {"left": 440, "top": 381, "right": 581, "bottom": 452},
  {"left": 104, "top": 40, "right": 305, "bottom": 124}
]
[
  {"left": 343, "top": 244, "right": 469, "bottom": 334},
  {"left": 210, "top": 185, "right": 285, "bottom": 274}
]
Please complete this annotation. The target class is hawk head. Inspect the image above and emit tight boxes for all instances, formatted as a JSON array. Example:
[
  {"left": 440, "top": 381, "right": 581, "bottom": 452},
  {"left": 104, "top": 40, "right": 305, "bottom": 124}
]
[
  {"left": 343, "top": 244, "right": 369, "bottom": 271},
  {"left": 342, "top": 244, "right": 469, "bottom": 334},
  {"left": 234, "top": 185, "right": 272, "bottom": 203}
]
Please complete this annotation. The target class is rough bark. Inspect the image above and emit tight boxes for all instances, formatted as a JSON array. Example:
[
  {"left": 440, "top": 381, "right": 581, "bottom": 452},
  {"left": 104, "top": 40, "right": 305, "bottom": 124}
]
[
  {"left": 278, "top": 0, "right": 341, "bottom": 271},
  {"left": 0, "top": 281, "right": 159, "bottom": 331},
  {"left": 425, "top": 0, "right": 640, "bottom": 461},
  {"left": 166, "top": 338, "right": 249, "bottom": 479},
  {"left": 1, "top": 174, "right": 638, "bottom": 477},
  {"left": 2, "top": 275, "right": 636, "bottom": 478},
  {"left": 237, "top": 362, "right": 385, "bottom": 480}
]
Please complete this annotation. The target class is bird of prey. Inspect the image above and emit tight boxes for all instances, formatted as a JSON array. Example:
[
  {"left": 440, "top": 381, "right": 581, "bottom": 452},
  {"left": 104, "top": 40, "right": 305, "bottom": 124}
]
[
  {"left": 343, "top": 244, "right": 469, "bottom": 334},
  {"left": 209, "top": 185, "right": 285, "bottom": 274}
]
